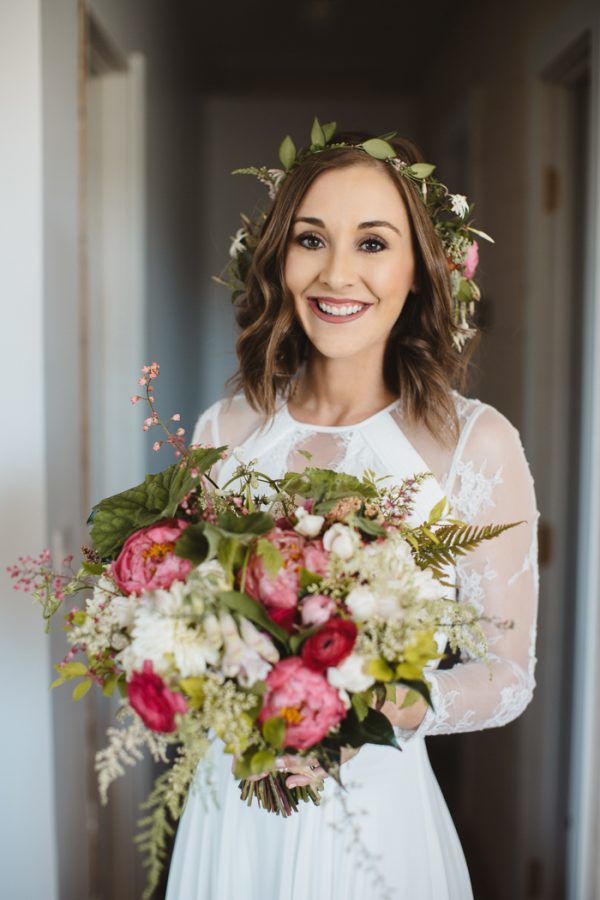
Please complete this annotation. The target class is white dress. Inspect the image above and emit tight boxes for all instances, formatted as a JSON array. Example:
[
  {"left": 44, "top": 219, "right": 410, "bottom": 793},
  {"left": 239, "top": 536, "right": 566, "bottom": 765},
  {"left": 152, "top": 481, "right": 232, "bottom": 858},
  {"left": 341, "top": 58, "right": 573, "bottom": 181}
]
[{"left": 166, "top": 389, "right": 540, "bottom": 900}]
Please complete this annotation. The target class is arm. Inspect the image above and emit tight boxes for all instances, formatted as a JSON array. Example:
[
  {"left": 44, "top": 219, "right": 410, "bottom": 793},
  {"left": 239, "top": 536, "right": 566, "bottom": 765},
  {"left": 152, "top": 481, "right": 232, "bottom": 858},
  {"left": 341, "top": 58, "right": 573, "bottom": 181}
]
[{"left": 394, "top": 404, "right": 540, "bottom": 739}]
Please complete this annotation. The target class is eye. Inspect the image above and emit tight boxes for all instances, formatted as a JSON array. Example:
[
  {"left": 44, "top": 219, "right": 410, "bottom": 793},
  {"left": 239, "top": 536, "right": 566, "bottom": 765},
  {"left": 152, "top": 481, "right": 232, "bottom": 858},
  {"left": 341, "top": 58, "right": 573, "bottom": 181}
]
[{"left": 293, "top": 232, "right": 388, "bottom": 253}]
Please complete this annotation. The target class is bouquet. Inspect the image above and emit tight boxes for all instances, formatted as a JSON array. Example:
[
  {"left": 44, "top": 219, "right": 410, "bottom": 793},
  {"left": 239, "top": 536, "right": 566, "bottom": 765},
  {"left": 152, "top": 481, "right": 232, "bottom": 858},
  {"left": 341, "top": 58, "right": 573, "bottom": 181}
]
[{"left": 9, "top": 363, "right": 520, "bottom": 897}]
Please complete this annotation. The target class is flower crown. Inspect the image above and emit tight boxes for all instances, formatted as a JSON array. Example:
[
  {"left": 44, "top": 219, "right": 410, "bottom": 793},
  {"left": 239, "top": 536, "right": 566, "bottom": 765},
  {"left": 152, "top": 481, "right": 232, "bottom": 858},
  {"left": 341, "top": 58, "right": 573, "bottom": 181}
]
[{"left": 213, "top": 116, "right": 494, "bottom": 352}]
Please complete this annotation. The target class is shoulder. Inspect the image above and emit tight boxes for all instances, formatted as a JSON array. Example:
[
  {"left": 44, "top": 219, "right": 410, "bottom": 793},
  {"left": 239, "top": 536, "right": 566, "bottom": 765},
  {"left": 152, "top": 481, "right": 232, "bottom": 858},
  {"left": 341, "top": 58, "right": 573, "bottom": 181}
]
[
  {"left": 191, "top": 392, "right": 265, "bottom": 448},
  {"left": 450, "top": 389, "right": 523, "bottom": 456}
]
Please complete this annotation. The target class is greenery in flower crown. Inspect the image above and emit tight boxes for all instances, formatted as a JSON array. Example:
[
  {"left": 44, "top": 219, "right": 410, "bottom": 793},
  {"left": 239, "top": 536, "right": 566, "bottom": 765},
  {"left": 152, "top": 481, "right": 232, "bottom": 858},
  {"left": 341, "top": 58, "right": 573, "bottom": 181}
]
[{"left": 213, "top": 116, "right": 495, "bottom": 352}]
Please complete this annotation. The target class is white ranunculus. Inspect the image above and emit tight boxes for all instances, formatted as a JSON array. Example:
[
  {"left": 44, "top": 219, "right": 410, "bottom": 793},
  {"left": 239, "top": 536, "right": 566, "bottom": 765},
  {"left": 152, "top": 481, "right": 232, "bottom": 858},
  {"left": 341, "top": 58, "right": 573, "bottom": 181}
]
[
  {"left": 322, "top": 523, "right": 360, "bottom": 561},
  {"left": 345, "top": 585, "right": 378, "bottom": 622},
  {"left": 293, "top": 506, "right": 325, "bottom": 538},
  {"left": 327, "top": 653, "right": 375, "bottom": 694}
]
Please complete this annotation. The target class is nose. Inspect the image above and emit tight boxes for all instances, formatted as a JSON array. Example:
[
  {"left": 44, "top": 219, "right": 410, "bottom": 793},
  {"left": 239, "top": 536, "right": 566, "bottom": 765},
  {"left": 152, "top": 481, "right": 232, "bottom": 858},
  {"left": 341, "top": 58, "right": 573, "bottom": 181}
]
[{"left": 318, "top": 243, "right": 357, "bottom": 290}]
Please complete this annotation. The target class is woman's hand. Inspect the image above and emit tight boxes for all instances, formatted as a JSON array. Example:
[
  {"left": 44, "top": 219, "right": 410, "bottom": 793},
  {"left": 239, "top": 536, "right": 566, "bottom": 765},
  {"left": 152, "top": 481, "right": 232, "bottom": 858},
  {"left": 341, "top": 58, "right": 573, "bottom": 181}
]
[
  {"left": 380, "top": 684, "right": 428, "bottom": 731},
  {"left": 232, "top": 746, "right": 360, "bottom": 789}
]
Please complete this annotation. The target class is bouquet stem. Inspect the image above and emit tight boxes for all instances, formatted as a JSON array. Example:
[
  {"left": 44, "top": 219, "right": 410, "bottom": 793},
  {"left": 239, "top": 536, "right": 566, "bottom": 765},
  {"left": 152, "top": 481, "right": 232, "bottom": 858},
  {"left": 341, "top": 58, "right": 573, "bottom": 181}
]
[{"left": 238, "top": 772, "right": 324, "bottom": 816}]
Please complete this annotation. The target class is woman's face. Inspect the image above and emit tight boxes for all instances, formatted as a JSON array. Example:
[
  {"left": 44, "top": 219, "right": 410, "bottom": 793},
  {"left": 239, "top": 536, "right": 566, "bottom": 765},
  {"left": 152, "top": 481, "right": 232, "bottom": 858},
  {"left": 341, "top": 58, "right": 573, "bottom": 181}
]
[{"left": 284, "top": 163, "right": 417, "bottom": 363}]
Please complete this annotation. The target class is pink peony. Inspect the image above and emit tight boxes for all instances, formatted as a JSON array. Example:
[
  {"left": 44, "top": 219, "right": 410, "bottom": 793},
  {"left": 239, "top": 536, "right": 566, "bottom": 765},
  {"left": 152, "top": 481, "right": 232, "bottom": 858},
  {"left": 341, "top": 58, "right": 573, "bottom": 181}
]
[
  {"left": 258, "top": 657, "right": 346, "bottom": 750},
  {"left": 462, "top": 240, "right": 479, "bottom": 279},
  {"left": 301, "top": 594, "right": 336, "bottom": 627},
  {"left": 302, "top": 539, "right": 330, "bottom": 577},
  {"left": 244, "top": 527, "right": 306, "bottom": 611},
  {"left": 127, "top": 660, "right": 188, "bottom": 732},
  {"left": 112, "top": 518, "right": 193, "bottom": 595}
]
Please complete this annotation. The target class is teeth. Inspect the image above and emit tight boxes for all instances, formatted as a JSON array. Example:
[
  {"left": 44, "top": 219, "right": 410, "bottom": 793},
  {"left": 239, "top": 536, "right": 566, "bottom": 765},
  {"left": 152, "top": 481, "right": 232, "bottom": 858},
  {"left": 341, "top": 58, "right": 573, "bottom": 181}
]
[{"left": 316, "top": 300, "right": 366, "bottom": 317}]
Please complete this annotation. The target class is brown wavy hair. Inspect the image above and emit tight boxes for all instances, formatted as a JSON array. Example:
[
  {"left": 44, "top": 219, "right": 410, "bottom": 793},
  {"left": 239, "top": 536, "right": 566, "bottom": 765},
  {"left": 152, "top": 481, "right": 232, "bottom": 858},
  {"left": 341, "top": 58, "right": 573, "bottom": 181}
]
[{"left": 229, "top": 129, "right": 479, "bottom": 444}]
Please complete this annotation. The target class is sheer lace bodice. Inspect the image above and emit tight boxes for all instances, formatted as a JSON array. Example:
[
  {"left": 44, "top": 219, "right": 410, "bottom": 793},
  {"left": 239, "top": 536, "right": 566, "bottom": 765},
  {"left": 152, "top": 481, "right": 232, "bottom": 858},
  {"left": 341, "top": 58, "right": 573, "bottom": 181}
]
[{"left": 191, "top": 389, "right": 540, "bottom": 739}]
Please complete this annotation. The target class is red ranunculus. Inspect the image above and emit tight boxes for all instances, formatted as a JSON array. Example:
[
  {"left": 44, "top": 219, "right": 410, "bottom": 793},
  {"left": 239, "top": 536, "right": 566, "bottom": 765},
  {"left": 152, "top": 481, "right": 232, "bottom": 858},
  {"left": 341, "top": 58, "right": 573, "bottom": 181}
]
[
  {"left": 301, "top": 617, "right": 357, "bottom": 672},
  {"left": 127, "top": 660, "right": 188, "bottom": 732},
  {"left": 112, "top": 518, "right": 193, "bottom": 595}
]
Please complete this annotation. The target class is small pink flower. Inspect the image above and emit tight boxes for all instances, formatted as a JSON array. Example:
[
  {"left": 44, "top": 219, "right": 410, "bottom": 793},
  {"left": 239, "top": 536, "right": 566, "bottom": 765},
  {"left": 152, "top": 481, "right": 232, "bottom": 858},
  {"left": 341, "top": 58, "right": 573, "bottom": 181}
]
[
  {"left": 245, "top": 528, "right": 306, "bottom": 612},
  {"left": 171, "top": 413, "right": 181, "bottom": 421},
  {"left": 301, "top": 594, "right": 336, "bottom": 626},
  {"left": 152, "top": 441, "right": 162, "bottom": 452},
  {"left": 258, "top": 657, "right": 346, "bottom": 749},
  {"left": 303, "top": 540, "right": 329, "bottom": 577},
  {"left": 463, "top": 240, "right": 479, "bottom": 279},
  {"left": 130, "top": 395, "right": 141, "bottom": 405}
]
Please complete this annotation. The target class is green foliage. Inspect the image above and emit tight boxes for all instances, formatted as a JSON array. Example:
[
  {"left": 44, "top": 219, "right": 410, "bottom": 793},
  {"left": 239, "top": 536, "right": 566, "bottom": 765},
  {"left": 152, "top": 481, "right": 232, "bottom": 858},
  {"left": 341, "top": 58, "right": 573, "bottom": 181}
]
[
  {"left": 87, "top": 446, "right": 226, "bottom": 558},
  {"left": 278, "top": 467, "right": 377, "bottom": 514},
  {"left": 255, "top": 538, "right": 284, "bottom": 578},
  {"left": 414, "top": 520, "right": 525, "bottom": 575},
  {"left": 358, "top": 137, "right": 396, "bottom": 160},
  {"left": 337, "top": 706, "right": 400, "bottom": 751},
  {"left": 262, "top": 715, "right": 286, "bottom": 749},
  {"left": 218, "top": 591, "right": 289, "bottom": 645}
]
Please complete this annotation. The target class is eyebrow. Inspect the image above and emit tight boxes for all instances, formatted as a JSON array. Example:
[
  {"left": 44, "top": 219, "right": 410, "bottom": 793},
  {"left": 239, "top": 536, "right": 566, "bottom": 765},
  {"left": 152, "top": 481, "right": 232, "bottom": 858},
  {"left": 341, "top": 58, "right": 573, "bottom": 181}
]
[{"left": 292, "top": 216, "right": 401, "bottom": 236}]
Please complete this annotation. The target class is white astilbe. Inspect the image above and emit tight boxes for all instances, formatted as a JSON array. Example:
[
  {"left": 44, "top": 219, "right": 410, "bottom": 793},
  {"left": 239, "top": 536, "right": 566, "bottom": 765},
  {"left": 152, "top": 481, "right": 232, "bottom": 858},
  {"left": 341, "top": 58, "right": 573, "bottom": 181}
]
[
  {"left": 69, "top": 573, "right": 129, "bottom": 656},
  {"left": 95, "top": 707, "right": 171, "bottom": 805}
]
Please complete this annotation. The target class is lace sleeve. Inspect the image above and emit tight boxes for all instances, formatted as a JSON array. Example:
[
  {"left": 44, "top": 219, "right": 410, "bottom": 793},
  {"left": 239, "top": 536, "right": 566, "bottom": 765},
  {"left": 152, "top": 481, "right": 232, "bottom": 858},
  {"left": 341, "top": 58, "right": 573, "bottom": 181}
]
[{"left": 401, "top": 404, "right": 540, "bottom": 738}]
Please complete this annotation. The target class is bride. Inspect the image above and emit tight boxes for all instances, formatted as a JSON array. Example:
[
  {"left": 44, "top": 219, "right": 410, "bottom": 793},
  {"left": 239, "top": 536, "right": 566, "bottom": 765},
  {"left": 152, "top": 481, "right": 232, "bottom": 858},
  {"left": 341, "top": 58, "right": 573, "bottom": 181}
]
[{"left": 165, "top": 123, "right": 540, "bottom": 899}]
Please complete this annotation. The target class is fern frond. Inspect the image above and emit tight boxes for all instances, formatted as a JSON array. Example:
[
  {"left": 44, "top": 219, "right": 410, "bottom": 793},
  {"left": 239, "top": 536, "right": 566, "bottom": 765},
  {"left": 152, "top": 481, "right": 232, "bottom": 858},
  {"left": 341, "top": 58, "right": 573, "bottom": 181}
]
[{"left": 415, "top": 520, "right": 525, "bottom": 569}]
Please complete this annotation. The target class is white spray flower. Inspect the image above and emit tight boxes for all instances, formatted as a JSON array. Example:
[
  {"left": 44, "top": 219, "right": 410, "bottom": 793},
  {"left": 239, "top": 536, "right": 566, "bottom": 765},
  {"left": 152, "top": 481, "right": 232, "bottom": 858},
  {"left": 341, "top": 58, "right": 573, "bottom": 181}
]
[
  {"left": 345, "top": 585, "right": 378, "bottom": 622},
  {"left": 293, "top": 506, "right": 325, "bottom": 538},
  {"left": 327, "top": 653, "right": 375, "bottom": 694},
  {"left": 323, "top": 523, "right": 361, "bottom": 560},
  {"left": 449, "top": 194, "right": 469, "bottom": 218}
]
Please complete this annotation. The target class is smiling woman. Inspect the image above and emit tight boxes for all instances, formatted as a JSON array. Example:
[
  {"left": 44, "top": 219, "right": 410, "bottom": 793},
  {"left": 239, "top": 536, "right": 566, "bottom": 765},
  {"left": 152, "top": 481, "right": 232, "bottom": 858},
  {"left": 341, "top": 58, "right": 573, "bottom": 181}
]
[
  {"left": 165, "top": 124, "right": 540, "bottom": 900},
  {"left": 233, "top": 133, "right": 474, "bottom": 444}
]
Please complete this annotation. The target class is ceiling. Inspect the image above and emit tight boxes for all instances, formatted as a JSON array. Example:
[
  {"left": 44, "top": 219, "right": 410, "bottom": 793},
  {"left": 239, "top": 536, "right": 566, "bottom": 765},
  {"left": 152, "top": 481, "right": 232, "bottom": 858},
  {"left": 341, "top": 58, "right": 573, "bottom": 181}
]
[{"left": 182, "top": 0, "right": 460, "bottom": 94}]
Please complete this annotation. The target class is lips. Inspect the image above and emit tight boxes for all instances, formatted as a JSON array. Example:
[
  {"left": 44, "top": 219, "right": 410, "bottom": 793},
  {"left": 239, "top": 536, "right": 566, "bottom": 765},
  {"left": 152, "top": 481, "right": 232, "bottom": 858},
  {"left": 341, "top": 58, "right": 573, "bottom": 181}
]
[{"left": 307, "top": 296, "right": 371, "bottom": 324}]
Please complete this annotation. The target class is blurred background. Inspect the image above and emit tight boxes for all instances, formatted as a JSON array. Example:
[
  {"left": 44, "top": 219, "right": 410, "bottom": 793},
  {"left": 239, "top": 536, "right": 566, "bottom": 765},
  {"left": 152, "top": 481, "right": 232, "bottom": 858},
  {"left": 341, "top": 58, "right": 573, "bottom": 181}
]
[{"left": 2, "top": 0, "right": 600, "bottom": 897}]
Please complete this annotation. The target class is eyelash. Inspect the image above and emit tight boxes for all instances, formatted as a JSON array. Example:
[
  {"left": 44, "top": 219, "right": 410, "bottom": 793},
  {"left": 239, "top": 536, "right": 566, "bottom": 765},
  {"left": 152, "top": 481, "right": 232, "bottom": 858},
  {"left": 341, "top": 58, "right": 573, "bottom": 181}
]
[{"left": 294, "top": 231, "right": 388, "bottom": 254}]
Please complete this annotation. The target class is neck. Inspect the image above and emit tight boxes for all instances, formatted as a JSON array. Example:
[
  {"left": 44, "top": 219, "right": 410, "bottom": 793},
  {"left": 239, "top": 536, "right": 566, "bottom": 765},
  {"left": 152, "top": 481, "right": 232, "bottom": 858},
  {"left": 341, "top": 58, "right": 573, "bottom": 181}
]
[{"left": 289, "top": 347, "right": 397, "bottom": 426}]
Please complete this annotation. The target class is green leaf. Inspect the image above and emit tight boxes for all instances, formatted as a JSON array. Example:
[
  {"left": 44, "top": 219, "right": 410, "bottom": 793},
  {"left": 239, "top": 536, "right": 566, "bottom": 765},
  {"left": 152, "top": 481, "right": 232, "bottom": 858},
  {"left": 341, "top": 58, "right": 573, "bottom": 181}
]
[
  {"left": 427, "top": 496, "right": 448, "bottom": 526},
  {"left": 289, "top": 624, "right": 320, "bottom": 654},
  {"left": 407, "top": 162, "right": 436, "bottom": 179},
  {"left": 102, "top": 674, "right": 120, "bottom": 697},
  {"left": 351, "top": 691, "right": 370, "bottom": 722},
  {"left": 467, "top": 225, "right": 495, "bottom": 244},
  {"left": 398, "top": 688, "right": 420, "bottom": 709},
  {"left": 81, "top": 561, "right": 105, "bottom": 576},
  {"left": 217, "top": 511, "right": 274, "bottom": 536},
  {"left": 353, "top": 515, "right": 387, "bottom": 537},
  {"left": 367, "top": 657, "right": 394, "bottom": 682},
  {"left": 56, "top": 661, "right": 88, "bottom": 679},
  {"left": 338, "top": 706, "right": 400, "bottom": 750},
  {"left": 174, "top": 523, "right": 210, "bottom": 565},
  {"left": 396, "top": 677, "right": 433, "bottom": 709},
  {"left": 262, "top": 716, "right": 286, "bottom": 749},
  {"left": 179, "top": 677, "right": 205, "bottom": 709},
  {"left": 322, "top": 121, "right": 337, "bottom": 142},
  {"left": 218, "top": 591, "right": 289, "bottom": 645},
  {"left": 88, "top": 446, "right": 225, "bottom": 558},
  {"left": 255, "top": 538, "right": 284, "bottom": 578},
  {"left": 299, "top": 567, "right": 323, "bottom": 590},
  {"left": 72, "top": 679, "right": 92, "bottom": 701},
  {"left": 310, "top": 116, "right": 326, "bottom": 148},
  {"left": 358, "top": 138, "right": 396, "bottom": 160},
  {"left": 250, "top": 749, "right": 276, "bottom": 774},
  {"left": 279, "top": 135, "right": 296, "bottom": 170}
]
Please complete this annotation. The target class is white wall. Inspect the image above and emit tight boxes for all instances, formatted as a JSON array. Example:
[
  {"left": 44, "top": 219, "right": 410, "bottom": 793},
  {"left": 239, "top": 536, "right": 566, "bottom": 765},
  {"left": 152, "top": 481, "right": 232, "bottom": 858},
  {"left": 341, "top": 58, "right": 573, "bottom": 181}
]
[{"left": 0, "top": 2, "right": 59, "bottom": 897}]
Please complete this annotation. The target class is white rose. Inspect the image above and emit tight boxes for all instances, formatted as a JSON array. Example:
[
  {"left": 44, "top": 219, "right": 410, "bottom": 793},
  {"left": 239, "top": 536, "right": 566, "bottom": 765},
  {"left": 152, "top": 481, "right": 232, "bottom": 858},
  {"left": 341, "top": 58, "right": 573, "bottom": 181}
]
[
  {"left": 323, "top": 523, "right": 360, "bottom": 560},
  {"left": 327, "top": 653, "right": 375, "bottom": 694},
  {"left": 345, "top": 585, "right": 378, "bottom": 621},
  {"left": 293, "top": 506, "right": 325, "bottom": 538}
]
